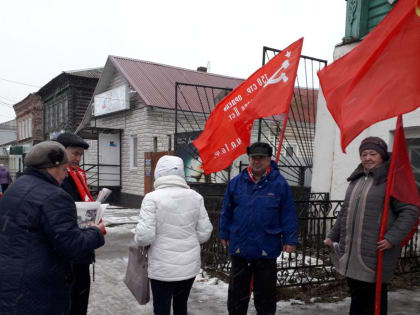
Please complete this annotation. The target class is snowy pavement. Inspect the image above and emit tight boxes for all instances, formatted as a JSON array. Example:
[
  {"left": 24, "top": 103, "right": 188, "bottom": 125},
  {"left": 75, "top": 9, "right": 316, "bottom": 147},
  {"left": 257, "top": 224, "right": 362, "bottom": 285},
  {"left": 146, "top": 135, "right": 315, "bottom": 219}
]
[{"left": 87, "top": 207, "right": 420, "bottom": 315}]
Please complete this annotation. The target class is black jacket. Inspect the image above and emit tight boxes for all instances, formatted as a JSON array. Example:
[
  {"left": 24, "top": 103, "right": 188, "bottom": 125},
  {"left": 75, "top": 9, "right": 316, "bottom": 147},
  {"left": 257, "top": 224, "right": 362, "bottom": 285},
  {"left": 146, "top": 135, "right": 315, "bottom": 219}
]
[
  {"left": 61, "top": 175, "right": 83, "bottom": 202},
  {"left": 0, "top": 167, "right": 105, "bottom": 315}
]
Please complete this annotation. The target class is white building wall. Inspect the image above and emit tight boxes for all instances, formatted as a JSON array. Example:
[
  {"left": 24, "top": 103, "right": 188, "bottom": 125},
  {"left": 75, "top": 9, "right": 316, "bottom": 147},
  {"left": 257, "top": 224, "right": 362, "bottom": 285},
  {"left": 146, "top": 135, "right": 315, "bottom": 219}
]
[
  {"left": 311, "top": 42, "right": 420, "bottom": 200},
  {"left": 93, "top": 106, "right": 148, "bottom": 196}
]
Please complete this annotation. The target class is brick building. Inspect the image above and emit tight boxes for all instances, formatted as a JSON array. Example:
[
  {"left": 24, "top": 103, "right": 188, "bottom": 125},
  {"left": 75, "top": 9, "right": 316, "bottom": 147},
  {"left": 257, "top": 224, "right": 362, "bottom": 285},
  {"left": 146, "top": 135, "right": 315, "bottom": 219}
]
[{"left": 76, "top": 56, "right": 243, "bottom": 206}]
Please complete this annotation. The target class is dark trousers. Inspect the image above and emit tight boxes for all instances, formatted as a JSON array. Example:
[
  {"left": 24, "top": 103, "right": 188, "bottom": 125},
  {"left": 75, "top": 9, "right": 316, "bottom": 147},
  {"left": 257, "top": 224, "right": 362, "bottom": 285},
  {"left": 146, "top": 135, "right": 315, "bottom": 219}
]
[
  {"left": 1, "top": 183, "right": 9, "bottom": 193},
  {"left": 228, "top": 256, "right": 277, "bottom": 315},
  {"left": 150, "top": 277, "right": 195, "bottom": 315},
  {"left": 347, "top": 277, "right": 388, "bottom": 315},
  {"left": 70, "top": 264, "right": 91, "bottom": 315}
]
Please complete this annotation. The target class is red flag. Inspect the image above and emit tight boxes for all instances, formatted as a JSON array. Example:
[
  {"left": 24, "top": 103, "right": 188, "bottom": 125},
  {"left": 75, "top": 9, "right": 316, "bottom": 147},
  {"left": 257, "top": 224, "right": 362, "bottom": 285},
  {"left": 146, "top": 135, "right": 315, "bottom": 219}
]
[
  {"left": 193, "top": 38, "right": 303, "bottom": 174},
  {"left": 375, "top": 114, "right": 420, "bottom": 315},
  {"left": 387, "top": 115, "right": 420, "bottom": 244},
  {"left": 318, "top": 0, "right": 420, "bottom": 152}
]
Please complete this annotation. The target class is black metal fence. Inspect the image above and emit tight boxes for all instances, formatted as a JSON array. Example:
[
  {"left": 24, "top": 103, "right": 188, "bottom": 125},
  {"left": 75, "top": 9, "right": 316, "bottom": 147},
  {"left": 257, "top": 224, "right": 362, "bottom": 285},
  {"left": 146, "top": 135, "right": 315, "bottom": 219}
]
[{"left": 201, "top": 195, "right": 420, "bottom": 288}]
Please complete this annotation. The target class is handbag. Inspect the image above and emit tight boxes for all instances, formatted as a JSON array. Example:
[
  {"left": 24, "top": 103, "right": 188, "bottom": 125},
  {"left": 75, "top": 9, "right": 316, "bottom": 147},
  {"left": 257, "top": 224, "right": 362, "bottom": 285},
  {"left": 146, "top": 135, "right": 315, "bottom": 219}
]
[{"left": 124, "top": 246, "right": 150, "bottom": 305}]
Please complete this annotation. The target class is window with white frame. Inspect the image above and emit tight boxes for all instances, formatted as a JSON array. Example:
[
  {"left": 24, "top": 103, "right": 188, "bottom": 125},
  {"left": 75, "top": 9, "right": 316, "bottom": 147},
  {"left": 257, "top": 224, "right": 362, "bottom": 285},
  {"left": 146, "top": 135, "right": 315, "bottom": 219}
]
[
  {"left": 23, "top": 120, "right": 27, "bottom": 139},
  {"left": 50, "top": 105, "right": 53, "bottom": 128},
  {"left": 18, "top": 121, "right": 22, "bottom": 140},
  {"left": 130, "top": 135, "right": 138, "bottom": 168},
  {"left": 28, "top": 117, "right": 32, "bottom": 137},
  {"left": 60, "top": 103, "right": 64, "bottom": 123},
  {"left": 24, "top": 120, "right": 27, "bottom": 139}
]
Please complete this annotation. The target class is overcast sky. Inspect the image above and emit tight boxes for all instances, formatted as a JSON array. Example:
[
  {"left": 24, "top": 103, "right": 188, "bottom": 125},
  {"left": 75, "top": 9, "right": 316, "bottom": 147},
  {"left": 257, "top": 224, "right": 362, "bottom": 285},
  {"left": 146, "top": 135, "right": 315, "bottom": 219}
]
[{"left": 0, "top": 0, "right": 346, "bottom": 123}]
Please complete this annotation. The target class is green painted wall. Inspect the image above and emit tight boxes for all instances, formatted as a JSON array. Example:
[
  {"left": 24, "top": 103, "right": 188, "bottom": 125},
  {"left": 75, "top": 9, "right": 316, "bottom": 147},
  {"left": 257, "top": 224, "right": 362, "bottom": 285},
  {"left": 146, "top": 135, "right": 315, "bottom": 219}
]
[{"left": 344, "top": 0, "right": 396, "bottom": 42}]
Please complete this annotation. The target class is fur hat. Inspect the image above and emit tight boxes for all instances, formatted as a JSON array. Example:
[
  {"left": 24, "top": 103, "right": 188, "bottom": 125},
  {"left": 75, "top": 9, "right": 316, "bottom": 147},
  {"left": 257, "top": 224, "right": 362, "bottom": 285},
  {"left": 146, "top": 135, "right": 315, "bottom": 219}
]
[
  {"left": 25, "top": 141, "right": 69, "bottom": 169},
  {"left": 56, "top": 132, "right": 89, "bottom": 149},
  {"left": 359, "top": 137, "right": 389, "bottom": 161},
  {"left": 247, "top": 142, "right": 273, "bottom": 157}
]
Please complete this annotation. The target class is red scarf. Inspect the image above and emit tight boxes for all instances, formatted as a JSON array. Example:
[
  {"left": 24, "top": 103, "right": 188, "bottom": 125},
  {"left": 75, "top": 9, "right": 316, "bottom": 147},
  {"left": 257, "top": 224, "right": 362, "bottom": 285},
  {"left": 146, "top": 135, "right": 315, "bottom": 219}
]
[
  {"left": 67, "top": 166, "right": 94, "bottom": 202},
  {"left": 247, "top": 165, "right": 271, "bottom": 183}
]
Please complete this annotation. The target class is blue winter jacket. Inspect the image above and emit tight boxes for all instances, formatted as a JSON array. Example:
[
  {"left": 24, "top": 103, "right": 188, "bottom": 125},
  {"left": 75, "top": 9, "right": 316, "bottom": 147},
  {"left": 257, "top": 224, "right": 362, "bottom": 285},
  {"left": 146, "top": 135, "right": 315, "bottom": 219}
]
[
  {"left": 219, "top": 161, "right": 298, "bottom": 260},
  {"left": 0, "top": 167, "right": 105, "bottom": 315}
]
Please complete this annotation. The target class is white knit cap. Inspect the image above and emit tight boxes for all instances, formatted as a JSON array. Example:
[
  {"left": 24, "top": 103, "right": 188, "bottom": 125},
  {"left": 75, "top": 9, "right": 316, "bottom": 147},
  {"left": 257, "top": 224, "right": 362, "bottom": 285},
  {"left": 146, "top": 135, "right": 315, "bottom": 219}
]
[{"left": 154, "top": 155, "right": 185, "bottom": 179}]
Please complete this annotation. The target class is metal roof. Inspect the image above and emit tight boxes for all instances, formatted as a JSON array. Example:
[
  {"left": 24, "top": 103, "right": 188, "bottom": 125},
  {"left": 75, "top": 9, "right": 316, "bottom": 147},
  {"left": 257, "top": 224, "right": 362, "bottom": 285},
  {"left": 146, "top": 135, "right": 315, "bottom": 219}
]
[{"left": 109, "top": 55, "right": 244, "bottom": 110}]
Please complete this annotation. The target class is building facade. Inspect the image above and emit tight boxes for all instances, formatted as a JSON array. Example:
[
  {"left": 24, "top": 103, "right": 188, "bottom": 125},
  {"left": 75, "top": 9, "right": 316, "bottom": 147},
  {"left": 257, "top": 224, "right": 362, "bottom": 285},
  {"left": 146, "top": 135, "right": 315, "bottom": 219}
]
[
  {"left": 37, "top": 68, "right": 102, "bottom": 139},
  {"left": 13, "top": 93, "right": 43, "bottom": 146},
  {"left": 311, "top": 0, "right": 420, "bottom": 199},
  {"left": 76, "top": 56, "right": 243, "bottom": 206},
  {"left": 0, "top": 119, "right": 17, "bottom": 178}
]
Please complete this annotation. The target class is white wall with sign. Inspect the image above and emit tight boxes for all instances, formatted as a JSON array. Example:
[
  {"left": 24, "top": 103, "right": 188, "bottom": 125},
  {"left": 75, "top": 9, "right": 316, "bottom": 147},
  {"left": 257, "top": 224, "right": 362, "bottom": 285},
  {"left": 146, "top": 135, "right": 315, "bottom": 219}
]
[{"left": 94, "top": 85, "right": 129, "bottom": 116}]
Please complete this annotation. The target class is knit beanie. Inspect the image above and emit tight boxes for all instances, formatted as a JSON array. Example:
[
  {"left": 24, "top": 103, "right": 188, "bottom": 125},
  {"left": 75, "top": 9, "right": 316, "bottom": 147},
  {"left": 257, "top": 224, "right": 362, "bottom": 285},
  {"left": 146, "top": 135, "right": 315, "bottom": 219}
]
[{"left": 359, "top": 137, "right": 389, "bottom": 161}]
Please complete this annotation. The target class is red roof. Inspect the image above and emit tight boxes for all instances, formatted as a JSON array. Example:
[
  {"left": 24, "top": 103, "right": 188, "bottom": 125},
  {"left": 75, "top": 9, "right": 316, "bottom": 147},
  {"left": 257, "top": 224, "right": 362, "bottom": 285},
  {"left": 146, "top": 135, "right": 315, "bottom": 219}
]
[{"left": 106, "top": 56, "right": 318, "bottom": 123}]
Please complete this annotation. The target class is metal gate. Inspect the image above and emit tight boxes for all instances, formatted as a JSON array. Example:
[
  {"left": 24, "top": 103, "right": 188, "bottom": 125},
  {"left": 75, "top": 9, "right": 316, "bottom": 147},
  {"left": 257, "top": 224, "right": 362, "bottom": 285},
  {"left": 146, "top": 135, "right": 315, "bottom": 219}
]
[
  {"left": 174, "top": 82, "right": 234, "bottom": 183},
  {"left": 174, "top": 48, "right": 327, "bottom": 187}
]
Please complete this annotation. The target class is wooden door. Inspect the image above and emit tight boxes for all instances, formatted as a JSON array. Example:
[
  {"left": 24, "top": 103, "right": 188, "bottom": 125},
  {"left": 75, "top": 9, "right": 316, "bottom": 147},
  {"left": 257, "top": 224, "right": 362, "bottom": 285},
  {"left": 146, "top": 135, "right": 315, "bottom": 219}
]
[{"left": 144, "top": 151, "right": 174, "bottom": 195}]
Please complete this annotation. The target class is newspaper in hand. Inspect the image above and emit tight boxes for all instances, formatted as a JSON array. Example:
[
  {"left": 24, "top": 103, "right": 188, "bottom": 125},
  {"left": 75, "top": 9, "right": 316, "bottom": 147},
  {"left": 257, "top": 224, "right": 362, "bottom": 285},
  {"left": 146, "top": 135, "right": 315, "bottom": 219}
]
[
  {"left": 96, "top": 188, "right": 112, "bottom": 203},
  {"left": 75, "top": 202, "right": 108, "bottom": 228}
]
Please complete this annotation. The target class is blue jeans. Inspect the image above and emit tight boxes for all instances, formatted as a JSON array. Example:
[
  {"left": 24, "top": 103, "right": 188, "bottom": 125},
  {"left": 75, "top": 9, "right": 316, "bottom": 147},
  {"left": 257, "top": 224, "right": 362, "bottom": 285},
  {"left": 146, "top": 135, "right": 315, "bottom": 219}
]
[{"left": 150, "top": 277, "right": 195, "bottom": 315}]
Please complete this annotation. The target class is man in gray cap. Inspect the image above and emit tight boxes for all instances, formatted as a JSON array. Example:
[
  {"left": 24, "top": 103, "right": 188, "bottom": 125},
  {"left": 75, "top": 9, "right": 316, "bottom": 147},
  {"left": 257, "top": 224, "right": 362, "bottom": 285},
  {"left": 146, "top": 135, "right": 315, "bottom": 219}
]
[
  {"left": 219, "top": 142, "right": 298, "bottom": 315},
  {"left": 55, "top": 132, "right": 96, "bottom": 315},
  {"left": 0, "top": 141, "right": 105, "bottom": 315}
]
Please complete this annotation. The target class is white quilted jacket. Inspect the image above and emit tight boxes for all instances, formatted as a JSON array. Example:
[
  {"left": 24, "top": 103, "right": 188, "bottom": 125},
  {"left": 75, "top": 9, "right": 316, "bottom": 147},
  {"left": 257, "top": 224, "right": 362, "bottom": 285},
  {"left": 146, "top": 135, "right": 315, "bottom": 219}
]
[{"left": 134, "top": 156, "right": 213, "bottom": 281}]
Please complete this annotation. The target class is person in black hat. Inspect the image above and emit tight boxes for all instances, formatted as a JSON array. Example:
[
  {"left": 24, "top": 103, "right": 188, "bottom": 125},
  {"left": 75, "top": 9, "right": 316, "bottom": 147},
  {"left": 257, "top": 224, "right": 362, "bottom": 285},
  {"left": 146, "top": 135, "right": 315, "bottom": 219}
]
[
  {"left": 324, "top": 136, "right": 418, "bottom": 315},
  {"left": 219, "top": 142, "right": 298, "bottom": 315},
  {"left": 56, "top": 132, "right": 91, "bottom": 202},
  {"left": 0, "top": 141, "right": 105, "bottom": 315},
  {"left": 56, "top": 132, "right": 95, "bottom": 315}
]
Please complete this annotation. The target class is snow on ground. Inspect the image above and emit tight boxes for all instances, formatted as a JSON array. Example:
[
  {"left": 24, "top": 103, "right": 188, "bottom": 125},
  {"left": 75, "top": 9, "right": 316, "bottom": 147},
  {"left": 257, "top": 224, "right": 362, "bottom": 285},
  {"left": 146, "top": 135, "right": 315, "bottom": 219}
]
[{"left": 87, "top": 207, "right": 420, "bottom": 315}]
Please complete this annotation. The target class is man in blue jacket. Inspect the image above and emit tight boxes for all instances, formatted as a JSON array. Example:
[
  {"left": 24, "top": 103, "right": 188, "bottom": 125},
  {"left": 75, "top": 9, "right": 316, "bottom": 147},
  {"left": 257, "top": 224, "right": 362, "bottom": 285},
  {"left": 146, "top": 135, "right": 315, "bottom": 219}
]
[{"left": 219, "top": 142, "right": 298, "bottom": 315}]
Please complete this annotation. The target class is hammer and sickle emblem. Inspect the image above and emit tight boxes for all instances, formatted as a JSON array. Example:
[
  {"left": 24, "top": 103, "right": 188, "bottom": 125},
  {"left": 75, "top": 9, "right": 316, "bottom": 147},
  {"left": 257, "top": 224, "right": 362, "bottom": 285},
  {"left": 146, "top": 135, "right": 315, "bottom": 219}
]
[
  {"left": 264, "top": 60, "right": 290, "bottom": 87},
  {"left": 416, "top": 0, "right": 420, "bottom": 17}
]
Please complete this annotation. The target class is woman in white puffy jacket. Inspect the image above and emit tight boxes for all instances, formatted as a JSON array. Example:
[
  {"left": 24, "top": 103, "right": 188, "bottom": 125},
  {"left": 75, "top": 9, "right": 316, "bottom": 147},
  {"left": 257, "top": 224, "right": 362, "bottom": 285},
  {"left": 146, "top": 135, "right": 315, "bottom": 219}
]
[{"left": 134, "top": 155, "right": 213, "bottom": 315}]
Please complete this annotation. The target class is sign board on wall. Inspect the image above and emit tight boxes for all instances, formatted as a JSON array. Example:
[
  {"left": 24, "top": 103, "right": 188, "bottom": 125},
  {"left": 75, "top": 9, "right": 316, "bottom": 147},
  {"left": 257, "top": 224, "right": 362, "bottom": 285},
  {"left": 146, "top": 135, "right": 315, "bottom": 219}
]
[{"left": 93, "top": 85, "right": 129, "bottom": 116}]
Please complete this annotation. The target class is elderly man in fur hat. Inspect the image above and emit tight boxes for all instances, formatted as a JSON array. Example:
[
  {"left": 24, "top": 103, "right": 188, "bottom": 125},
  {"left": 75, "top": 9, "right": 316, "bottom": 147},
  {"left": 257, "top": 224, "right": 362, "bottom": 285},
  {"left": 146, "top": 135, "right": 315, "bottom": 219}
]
[{"left": 0, "top": 141, "right": 105, "bottom": 315}]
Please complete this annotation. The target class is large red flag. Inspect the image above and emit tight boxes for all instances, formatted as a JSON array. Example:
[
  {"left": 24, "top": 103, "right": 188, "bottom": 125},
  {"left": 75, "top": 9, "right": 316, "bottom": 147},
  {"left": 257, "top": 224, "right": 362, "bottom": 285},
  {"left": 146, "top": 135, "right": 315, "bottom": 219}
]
[
  {"left": 193, "top": 38, "right": 303, "bottom": 174},
  {"left": 375, "top": 115, "right": 420, "bottom": 315},
  {"left": 388, "top": 118, "right": 420, "bottom": 212},
  {"left": 318, "top": 0, "right": 420, "bottom": 152}
]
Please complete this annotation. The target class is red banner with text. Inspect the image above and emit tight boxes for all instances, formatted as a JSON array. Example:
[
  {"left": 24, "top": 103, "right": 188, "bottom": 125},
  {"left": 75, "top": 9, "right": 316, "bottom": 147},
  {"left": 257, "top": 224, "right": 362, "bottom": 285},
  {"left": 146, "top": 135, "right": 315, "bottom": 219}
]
[{"left": 193, "top": 38, "right": 303, "bottom": 174}]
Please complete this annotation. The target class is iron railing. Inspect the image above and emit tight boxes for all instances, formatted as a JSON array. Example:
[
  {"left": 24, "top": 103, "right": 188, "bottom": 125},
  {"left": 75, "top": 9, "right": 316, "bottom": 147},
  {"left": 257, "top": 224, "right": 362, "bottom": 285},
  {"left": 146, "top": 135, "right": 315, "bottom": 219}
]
[{"left": 201, "top": 198, "right": 420, "bottom": 288}]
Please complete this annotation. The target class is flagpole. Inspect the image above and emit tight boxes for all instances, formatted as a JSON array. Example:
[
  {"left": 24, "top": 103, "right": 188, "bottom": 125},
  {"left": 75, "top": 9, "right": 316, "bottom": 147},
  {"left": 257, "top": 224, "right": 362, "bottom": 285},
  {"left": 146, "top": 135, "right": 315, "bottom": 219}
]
[
  {"left": 275, "top": 112, "right": 290, "bottom": 163},
  {"left": 374, "top": 115, "right": 400, "bottom": 315},
  {"left": 375, "top": 189, "right": 391, "bottom": 315}
]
